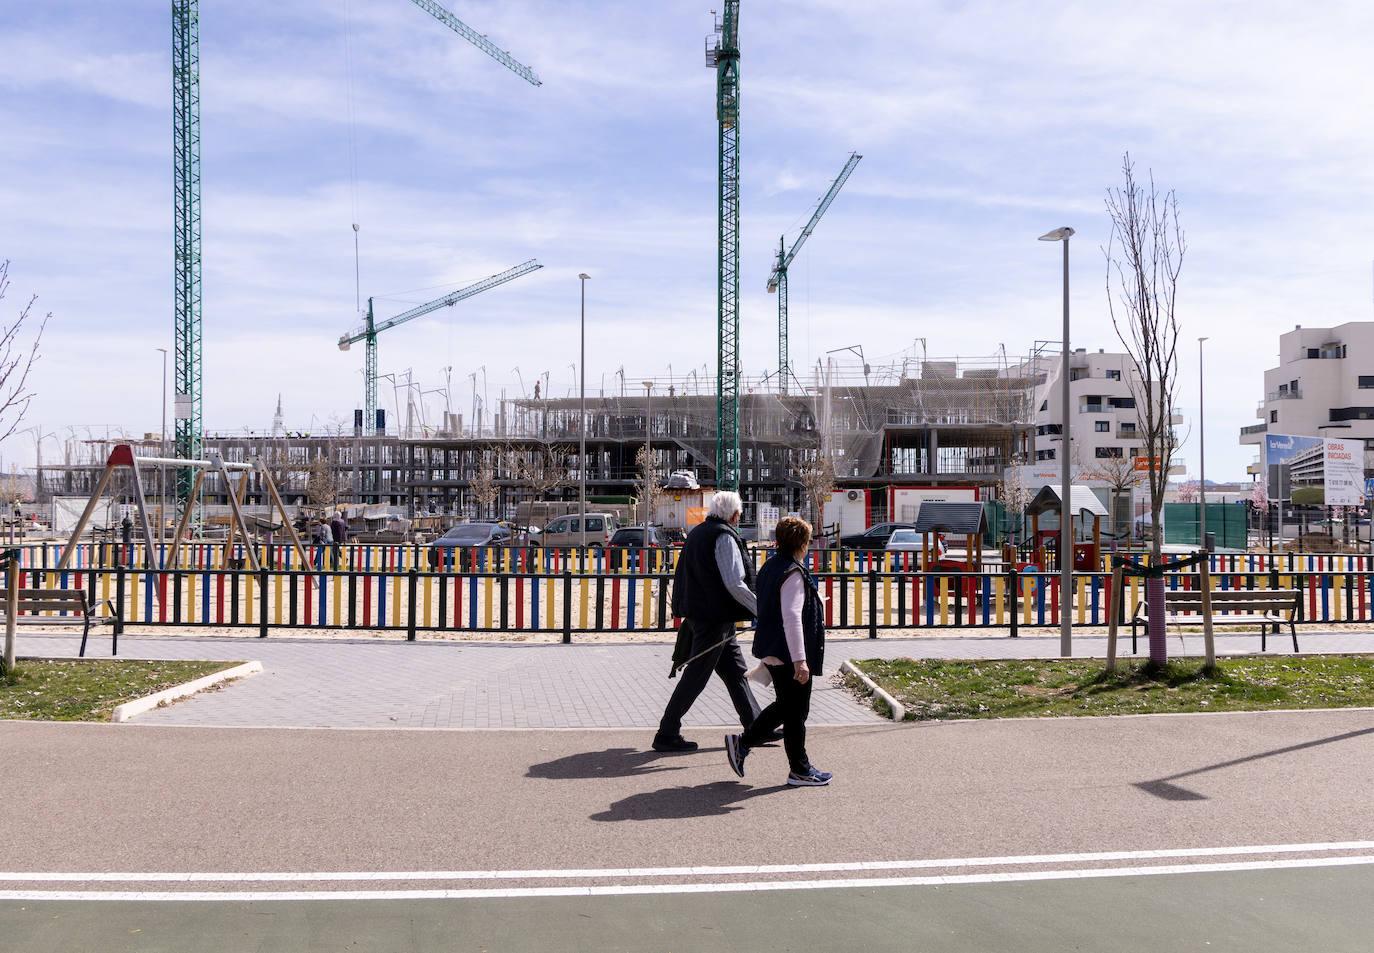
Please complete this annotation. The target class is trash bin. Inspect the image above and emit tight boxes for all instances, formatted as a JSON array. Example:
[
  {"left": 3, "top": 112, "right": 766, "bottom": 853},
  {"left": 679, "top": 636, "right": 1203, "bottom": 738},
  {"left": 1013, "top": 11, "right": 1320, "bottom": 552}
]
[{"left": 1203, "top": 531, "right": 1216, "bottom": 552}]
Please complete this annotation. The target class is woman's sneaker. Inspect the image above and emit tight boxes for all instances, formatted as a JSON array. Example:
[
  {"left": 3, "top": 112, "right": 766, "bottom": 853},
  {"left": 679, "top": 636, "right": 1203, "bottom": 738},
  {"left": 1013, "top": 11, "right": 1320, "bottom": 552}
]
[
  {"left": 725, "top": 734, "right": 749, "bottom": 778},
  {"left": 787, "top": 766, "right": 832, "bottom": 787}
]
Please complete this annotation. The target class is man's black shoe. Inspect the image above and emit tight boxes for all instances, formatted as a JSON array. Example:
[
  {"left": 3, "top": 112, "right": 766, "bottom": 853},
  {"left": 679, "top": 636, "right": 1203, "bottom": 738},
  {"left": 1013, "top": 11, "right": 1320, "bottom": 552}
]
[{"left": 652, "top": 735, "right": 699, "bottom": 753}]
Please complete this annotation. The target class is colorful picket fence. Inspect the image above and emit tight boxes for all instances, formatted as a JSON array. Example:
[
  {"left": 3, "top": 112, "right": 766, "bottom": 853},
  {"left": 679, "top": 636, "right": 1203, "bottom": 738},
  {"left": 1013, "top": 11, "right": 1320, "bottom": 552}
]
[{"left": 15, "top": 564, "right": 1374, "bottom": 640}]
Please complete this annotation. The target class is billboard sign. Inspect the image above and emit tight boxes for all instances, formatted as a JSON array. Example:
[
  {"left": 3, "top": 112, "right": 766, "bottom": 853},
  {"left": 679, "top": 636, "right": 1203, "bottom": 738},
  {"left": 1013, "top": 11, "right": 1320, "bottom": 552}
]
[
  {"left": 1325, "top": 438, "right": 1364, "bottom": 506},
  {"left": 1264, "top": 433, "right": 1365, "bottom": 506}
]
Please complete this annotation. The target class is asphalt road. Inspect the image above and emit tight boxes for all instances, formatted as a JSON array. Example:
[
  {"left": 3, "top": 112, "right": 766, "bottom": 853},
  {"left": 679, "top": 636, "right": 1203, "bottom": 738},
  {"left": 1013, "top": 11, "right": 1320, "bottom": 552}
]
[{"left": 4, "top": 709, "right": 1374, "bottom": 951}]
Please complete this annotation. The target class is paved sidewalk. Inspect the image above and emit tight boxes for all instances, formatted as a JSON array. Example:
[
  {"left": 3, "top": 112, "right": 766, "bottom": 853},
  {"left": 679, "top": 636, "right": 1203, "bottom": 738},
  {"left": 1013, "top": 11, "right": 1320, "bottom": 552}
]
[{"left": 18, "top": 629, "right": 1374, "bottom": 730}]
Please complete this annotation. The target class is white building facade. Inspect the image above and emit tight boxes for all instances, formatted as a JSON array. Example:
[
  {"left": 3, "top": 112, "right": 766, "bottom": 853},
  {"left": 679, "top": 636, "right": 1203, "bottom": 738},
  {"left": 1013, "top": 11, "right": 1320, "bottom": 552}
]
[
  {"left": 1016, "top": 347, "right": 1185, "bottom": 534},
  {"left": 1239, "top": 322, "right": 1374, "bottom": 479}
]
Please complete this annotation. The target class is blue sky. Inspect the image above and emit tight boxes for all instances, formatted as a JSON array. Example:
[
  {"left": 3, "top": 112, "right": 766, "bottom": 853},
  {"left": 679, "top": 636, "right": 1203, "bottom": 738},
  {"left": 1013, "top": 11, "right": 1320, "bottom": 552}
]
[{"left": 4, "top": 0, "right": 1374, "bottom": 478}]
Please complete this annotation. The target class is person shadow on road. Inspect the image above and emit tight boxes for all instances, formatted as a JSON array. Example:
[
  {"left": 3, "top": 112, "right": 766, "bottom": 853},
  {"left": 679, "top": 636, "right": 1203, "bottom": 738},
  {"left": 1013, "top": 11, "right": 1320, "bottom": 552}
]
[
  {"left": 527, "top": 747, "right": 704, "bottom": 780},
  {"left": 591, "top": 780, "right": 788, "bottom": 822}
]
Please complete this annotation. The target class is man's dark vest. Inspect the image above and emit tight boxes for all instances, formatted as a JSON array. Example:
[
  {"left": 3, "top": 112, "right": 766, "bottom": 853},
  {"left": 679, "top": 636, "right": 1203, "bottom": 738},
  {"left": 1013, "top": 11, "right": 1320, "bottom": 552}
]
[
  {"left": 671, "top": 516, "right": 756, "bottom": 625},
  {"left": 751, "top": 551, "right": 825, "bottom": 674}
]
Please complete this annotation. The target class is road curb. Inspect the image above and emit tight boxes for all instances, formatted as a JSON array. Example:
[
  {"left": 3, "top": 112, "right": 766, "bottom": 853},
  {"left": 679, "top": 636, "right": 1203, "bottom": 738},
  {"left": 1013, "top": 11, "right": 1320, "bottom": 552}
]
[
  {"left": 840, "top": 659, "right": 905, "bottom": 721},
  {"left": 110, "top": 661, "right": 262, "bottom": 723}
]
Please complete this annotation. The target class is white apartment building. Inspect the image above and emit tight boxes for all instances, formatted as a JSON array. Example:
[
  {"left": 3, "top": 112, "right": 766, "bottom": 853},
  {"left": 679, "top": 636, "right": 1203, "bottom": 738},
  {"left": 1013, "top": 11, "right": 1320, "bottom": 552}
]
[
  {"left": 1017, "top": 347, "right": 1185, "bottom": 532},
  {"left": 1239, "top": 322, "right": 1374, "bottom": 476}
]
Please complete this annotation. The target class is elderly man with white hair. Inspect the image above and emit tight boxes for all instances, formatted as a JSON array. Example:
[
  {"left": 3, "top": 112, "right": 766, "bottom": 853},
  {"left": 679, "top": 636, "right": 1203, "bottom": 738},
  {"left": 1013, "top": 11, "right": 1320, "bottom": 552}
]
[{"left": 653, "top": 490, "right": 765, "bottom": 752}]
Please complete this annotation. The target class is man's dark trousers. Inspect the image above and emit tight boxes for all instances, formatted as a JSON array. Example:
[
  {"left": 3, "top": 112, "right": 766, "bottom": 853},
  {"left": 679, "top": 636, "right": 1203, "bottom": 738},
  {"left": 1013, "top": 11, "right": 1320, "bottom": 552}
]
[{"left": 658, "top": 619, "right": 760, "bottom": 738}]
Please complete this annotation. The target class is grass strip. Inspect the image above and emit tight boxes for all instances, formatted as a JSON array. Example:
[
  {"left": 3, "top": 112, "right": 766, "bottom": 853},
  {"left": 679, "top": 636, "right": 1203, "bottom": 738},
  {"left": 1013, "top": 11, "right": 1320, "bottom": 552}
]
[
  {"left": 0, "top": 659, "right": 239, "bottom": 721},
  {"left": 847, "top": 655, "right": 1374, "bottom": 721}
]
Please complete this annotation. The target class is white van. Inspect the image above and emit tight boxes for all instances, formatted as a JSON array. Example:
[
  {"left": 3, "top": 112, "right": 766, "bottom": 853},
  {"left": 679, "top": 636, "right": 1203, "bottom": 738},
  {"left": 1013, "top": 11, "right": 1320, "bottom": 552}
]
[{"left": 538, "top": 512, "right": 618, "bottom": 547}]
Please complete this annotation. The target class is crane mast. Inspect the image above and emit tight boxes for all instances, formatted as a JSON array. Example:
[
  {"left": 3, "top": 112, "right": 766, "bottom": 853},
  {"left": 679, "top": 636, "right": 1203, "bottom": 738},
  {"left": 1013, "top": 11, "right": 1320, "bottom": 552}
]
[
  {"left": 767, "top": 151, "right": 861, "bottom": 395},
  {"left": 707, "top": 1, "right": 741, "bottom": 491},
  {"left": 172, "top": 0, "right": 202, "bottom": 511}
]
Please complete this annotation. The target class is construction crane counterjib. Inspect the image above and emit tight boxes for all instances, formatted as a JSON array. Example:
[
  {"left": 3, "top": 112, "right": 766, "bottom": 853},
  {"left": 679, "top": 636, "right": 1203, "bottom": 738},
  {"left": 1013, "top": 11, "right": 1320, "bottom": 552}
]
[{"left": 339, "top": 259, "right": 542, "bottom": 347}]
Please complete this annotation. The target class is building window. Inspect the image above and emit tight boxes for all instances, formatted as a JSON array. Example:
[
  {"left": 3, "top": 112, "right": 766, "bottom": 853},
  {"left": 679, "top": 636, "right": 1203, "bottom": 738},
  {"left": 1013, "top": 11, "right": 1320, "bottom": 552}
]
[
  {"left": 1036, "top": 449, "right": 1056, "bottom": 461},
  {"left": 1359, "top": 376, "right": 1374, "bottom": 389},
  {"left": 1108, "top": 396, "right": 1136, "bottom": 409},
  {"left": 1307, "top": 348, "right": 1320, "bottom": 359},
  {"left": 1270, "top": 410, "right": 1278, "bottom": 423},
  {"left": 1290, "top": 380, "right": 1298, "bottom": 392},
  {"left": 1039, "top": 400, "right": 1047, "bottom": 412},
  {"left": 1095, "top": 447, "right": 1123, "bottom": 459},
  {"left": 1106, "top": 369, "right": 1121, "bottom": 381},
  {"left": 1095, "top": 421, "right": 1109, "bottom": 432}
]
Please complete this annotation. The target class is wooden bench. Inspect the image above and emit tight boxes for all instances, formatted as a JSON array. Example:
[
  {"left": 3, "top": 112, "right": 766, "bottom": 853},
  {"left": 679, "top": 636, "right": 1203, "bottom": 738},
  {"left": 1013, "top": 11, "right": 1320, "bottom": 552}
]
[
  {"left": 0, "top": 588, "right": 121, "bottom": 657},
  {"left": 1131, "top": 588, "right": 1300, "bottom": 654}
]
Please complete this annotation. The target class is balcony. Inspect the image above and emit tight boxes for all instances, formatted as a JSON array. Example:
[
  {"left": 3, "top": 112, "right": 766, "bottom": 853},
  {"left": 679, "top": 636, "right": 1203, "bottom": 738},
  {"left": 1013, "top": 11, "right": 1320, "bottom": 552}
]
[
  {"left": 1267, "top": 388, "right": 1302, "bottom": 401},
  {"left": 1240, "top": 422, "right": 1268, "bottom": 436}
]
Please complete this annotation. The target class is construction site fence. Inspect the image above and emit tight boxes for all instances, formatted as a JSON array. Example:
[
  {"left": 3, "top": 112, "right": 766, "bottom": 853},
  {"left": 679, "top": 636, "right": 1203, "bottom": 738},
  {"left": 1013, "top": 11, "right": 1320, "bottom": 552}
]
[
  {"left": 14, "top": 565, "right": 1374, "bottom": 645},
  {"left": 16, "top": 542, "right": 1374, "bottom": 578}
]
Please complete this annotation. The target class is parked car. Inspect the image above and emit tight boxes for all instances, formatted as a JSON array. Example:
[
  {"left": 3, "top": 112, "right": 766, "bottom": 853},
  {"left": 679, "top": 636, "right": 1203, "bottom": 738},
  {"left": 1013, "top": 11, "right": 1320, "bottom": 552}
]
[
  {"left": 609, "top": 526, "right": 669, "bottom": 548},
  {"left": 536, "top": 512, "right": 618, "bottom": 547},
  {"left": 661, "top": 528, "right": 688, "bottom": 547},
  {"left": 840, "top": 522, "right": 917, "bottom": 550},
  {"left": 427, "top": 522, "right": 511, "bottom": 567},
  {"left": 883, "top": 529, "right": 923, "bottom": 552}
]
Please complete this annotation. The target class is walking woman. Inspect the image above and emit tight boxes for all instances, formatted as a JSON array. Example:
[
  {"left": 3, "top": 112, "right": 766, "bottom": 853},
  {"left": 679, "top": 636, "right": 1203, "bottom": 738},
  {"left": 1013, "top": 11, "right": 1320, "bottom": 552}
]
[{"left": 725, "top": 516, "right": 831, "bottom": 787}]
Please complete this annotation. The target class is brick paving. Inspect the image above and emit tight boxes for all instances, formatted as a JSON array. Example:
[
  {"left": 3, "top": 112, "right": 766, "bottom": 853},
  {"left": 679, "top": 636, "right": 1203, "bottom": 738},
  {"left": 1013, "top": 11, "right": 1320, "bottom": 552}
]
[{"left": 18, "top": 628, "right": 1374, "bottom": 730}]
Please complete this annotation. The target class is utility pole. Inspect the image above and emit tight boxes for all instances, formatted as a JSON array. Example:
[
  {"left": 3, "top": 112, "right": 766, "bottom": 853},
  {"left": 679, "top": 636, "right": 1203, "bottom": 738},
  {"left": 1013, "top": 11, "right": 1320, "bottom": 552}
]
[
  {"left": 1039, "top": 226, "right": 1075, "bottom": 657},
  {"left": 157, "top": 347, "right": 168, "bottom": 537},
  {"left": 642, "top": 381, "right": 654, "bottom": 529},
  {"left": 579, "top": 274, "right": 590, "bottom": 545},
  {"left": 1198, "top": 336, "right": 1209, "bottom": 549}
]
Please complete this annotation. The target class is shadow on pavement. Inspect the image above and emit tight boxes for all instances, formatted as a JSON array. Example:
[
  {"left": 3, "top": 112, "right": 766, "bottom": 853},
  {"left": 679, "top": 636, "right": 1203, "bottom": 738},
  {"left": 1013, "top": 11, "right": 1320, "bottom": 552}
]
[
  {"left": 591, "top": 780, "right": 789, "bottom": 822},
  {"left": 527, "top": 747, "right": 713, "bottom": 780},
  {"left": 1135, "top": 725, "right": 1374, "bottom": 801}
]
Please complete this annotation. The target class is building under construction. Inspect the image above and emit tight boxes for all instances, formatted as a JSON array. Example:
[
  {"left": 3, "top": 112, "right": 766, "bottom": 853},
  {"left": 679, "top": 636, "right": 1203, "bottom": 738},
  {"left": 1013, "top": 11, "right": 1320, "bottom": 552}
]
[{"left": 36, "top": 352, "right": 1048, "bottom": 526}]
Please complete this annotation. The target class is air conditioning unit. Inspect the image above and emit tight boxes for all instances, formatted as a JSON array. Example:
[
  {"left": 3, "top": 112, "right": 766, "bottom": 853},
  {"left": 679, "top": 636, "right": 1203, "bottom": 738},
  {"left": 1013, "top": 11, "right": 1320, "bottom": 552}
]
[{"left": 846, "top": 490, "right": 861, "bottom": 502}]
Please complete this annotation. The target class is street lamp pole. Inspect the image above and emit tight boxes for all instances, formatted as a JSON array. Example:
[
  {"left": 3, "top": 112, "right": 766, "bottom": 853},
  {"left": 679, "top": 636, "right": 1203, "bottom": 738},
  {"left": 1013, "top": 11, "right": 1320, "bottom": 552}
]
[
  {"left": 578, "top": 274, "right": 590, "bottom": 545},
  {"left": 1040, "top": 226, "right": 1075, "bottom": 657},
  {"left": 642, "top": 381, "right": 654, "bottom": 529},
  {"left": 157, "top": 347, "right": 168, "bottom": 538},
  {"left": 1198, "top": 336, "right": 1209, "bottom": 550}
]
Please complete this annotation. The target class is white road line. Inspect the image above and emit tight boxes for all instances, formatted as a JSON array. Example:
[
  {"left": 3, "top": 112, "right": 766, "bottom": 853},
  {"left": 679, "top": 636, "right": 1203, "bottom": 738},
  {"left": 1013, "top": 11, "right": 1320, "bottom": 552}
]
[
  {"left": 4, "top": 840, "right": 1374, "bottom": 884},
  {"left": 4, "top": 855, "right": 1374, "bottom": 902}
]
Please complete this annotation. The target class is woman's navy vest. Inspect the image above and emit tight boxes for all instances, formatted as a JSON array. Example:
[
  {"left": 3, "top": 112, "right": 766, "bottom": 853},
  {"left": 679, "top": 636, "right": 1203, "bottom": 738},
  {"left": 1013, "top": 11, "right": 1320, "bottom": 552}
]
[{"left": 751, "top": 551, "right": 825, "bottom": 673}]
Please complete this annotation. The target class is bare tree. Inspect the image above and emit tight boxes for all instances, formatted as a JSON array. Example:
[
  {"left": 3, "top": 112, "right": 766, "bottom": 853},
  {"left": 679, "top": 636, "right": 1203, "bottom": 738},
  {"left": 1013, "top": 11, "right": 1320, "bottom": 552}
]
[
  {"left": 1176, "top": 480, "right": 1198, "bottom": 504},
  {"left": 634, "top": 445, "right": 661, "bottom": 525},
  {"left": 1079, "top": 452, "right": 1143, "bottom": 540},
  {"left": 304, "top": 454, "right": 342, "bottom": 509},
  {"left": 797, "top": 454, "right": 836, "bottom": 531},
  {"left": 1104, "top": 154, "right": 1184, "bottom": 560},
  {"left": 520, "top": 444, "right": 570, "bottom": 500},
  {"left": 1104, "top": 153, "right": 1185, "bottom": 667},
  {"left": 468, "top": 451, "right": 499, "bottom": 519},
  {"left": 0, "top": 261, "right": 48, "bottom": 442},
  {"left": 997, "top": 463, "right": 1032, "bottom": 546}
]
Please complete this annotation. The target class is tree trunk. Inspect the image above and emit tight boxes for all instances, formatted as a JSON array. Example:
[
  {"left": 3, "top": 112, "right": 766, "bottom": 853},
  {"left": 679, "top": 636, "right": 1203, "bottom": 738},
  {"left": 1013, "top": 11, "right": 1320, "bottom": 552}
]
[{"left": 1148, "top": 498, "right": 1167, "bottom": 665}]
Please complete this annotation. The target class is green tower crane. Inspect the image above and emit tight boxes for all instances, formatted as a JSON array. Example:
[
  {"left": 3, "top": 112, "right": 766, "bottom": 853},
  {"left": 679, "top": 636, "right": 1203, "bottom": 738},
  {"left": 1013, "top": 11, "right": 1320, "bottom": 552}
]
[
  {"left": 172, "top": 0, "right": 202, "bottom": 508},
  {"left": 706, "top": 2, "right": 741, "bottom": 490},
  {"left": 339, "top": 261, "right": 543, "bottom": 434},
  {"left": 766, "top": 152, "right": 862, "bottom": 395}
]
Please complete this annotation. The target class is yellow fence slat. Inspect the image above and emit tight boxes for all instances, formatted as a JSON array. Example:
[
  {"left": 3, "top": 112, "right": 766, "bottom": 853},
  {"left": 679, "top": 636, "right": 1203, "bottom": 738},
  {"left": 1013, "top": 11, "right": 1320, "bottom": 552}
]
[
  {"left": 579, "top": 578, "right": 590, "bottom": 629},
  {"left": 545, "top": 577, "right": 556, "bottom": 630},
  {"left": 883, "top": 575, "right": 893, "bottom": 626}
]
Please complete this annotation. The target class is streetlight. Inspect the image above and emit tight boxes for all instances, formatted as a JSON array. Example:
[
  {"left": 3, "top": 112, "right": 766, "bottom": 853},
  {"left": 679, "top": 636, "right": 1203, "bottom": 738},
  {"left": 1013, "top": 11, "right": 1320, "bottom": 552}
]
[
  {"left": 157, "top": 347, "right": 168, "bottom": 535},
  {"left": 642, "top": 380, "right": 654, "bottom": 529},
  {"left": 1198, "top": 336, "right": 1209, "bottom": 550},
  {"left": 1039, "top": 226, "right": 1075, "bottom": 657},
  {"left": 579, "top": 274, "right": 590, "bottom": 545}
]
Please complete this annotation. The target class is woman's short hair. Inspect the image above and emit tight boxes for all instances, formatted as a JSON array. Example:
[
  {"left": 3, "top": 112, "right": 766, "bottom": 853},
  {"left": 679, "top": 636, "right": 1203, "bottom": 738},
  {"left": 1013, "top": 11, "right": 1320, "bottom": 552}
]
[
  {"left": 708, "top": 491, "right": 744, "bottom": 521},
  {"left": 775, "top": 516, "right": 812, "bottom": 553}
]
